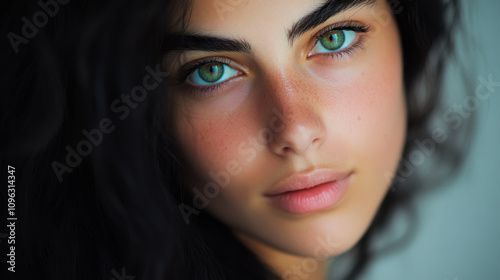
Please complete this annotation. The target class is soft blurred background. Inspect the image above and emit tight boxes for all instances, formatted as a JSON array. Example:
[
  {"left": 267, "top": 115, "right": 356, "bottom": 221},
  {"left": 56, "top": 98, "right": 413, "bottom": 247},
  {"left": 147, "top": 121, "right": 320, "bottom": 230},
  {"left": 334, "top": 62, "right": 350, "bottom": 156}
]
[{"left": 360, "top": 1, "right": 500, "bottom": 279}]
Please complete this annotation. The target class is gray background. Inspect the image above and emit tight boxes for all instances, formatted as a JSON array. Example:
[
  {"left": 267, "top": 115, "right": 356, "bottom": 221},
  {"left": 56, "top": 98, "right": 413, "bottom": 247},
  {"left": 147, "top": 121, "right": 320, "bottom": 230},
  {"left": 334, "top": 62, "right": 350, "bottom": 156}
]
[{"left": 363, "top": 1, "right": 500, "bottom": 279}]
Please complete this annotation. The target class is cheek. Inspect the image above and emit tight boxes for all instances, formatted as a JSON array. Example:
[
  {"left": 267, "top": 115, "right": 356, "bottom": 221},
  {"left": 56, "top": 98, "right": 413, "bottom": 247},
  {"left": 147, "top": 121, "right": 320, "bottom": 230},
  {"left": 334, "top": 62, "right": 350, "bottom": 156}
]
[
  {"left": 352, "top": 33, "right": 406, "bottom": 178},
  {"left": 340, "top": 59, "right": 406, "bottom": 222},
  {"left": 319, "top": 24, "right": 406, "bottom": 180},
  {"left": 174, "top": 111, "right": 248, "bottom": 178},
  {"left": 349, "top": 63, "right": 405, "bottom": 155},
  {"left": 173, "top": 95, "right": 270, "bottom": 192}
]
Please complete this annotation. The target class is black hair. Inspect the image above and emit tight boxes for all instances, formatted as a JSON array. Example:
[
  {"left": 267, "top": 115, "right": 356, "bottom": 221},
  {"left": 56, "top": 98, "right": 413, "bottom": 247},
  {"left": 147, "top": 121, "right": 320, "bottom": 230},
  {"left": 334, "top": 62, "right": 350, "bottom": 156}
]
[{"left": 0, "top": 0, "right": 471, "bottom": 279}]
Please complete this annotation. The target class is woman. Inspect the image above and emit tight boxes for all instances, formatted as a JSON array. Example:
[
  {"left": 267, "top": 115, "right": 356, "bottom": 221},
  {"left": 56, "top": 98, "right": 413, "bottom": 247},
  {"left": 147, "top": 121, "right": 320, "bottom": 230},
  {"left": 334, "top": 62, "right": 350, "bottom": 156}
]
[{"left": 1, "top": 0, "right": 471, "bottom": 279}]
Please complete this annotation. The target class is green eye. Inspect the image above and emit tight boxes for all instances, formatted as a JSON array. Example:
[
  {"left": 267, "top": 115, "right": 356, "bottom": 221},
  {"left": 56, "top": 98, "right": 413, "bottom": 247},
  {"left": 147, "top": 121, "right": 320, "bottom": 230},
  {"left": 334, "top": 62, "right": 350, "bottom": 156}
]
[
  {"left": 320, "top": 30, "right": 345, "bottom": 50},
  {"left": 311, "top": 30, "right": 357, "bottom": 54},
  {"left": 187, "top": 61, "right": 240, "bottom": 86},
  {"left": 198, "top": 62, "right": 224, "bottom": 83}
]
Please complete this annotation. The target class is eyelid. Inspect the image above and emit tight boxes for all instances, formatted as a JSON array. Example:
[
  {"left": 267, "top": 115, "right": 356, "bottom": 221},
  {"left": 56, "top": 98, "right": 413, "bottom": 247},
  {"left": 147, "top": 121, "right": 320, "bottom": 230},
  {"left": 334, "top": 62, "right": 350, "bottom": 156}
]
[
  {"left": 178, "top": 57, "right": 233, "bottom": 83},
  {"left": 181, "top": 76, "right": 242, "bottom": 98},
  {"left": 175, "top": 57, "right": 245, "bottom": 97},
  {"left": 313, "top": 20, "right": 370, "bottom": 39},
  {"left": 307, "top": 20, "right": 370, "bottom": 58},
  {"left": 175, "top": 21, "right": 371, "bottom": 96}
]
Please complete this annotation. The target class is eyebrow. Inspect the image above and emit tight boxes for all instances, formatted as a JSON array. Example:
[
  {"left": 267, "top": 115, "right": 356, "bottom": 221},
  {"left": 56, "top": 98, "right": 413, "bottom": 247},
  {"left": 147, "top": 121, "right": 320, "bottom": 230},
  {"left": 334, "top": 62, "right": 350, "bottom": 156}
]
[
  {"left": 164, "top": 0, "right": 375, "bottom": 54},
  {"left": 287, "top": 0, "right": 376, "bottom": 44},
  {"left": 165, "top": 33, "right": 252, "bottom": 54}
]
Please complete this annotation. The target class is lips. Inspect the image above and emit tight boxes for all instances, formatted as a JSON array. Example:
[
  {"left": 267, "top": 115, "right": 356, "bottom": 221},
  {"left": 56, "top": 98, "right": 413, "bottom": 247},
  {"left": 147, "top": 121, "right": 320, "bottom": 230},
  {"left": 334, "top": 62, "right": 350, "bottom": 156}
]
[{"left": 265, "top": 169, "right": 352, "bottom": 214}]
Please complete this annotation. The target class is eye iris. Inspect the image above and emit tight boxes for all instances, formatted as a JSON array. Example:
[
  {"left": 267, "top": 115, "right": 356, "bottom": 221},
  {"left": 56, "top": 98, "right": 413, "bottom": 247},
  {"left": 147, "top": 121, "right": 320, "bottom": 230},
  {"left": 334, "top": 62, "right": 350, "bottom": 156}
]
[
  {"left": 198, "top": 62, "right": 224, "bottom": 83},
  {"left": 320, "top": 30, "right": 345, "bottom": 51}
]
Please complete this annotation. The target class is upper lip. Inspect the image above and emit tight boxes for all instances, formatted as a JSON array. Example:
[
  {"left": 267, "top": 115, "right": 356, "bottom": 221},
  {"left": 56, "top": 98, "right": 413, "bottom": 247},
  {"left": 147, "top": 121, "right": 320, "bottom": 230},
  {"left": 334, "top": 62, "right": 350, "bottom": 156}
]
[{"left": 265, "top": 169, "right": 351, "bottom": 196}]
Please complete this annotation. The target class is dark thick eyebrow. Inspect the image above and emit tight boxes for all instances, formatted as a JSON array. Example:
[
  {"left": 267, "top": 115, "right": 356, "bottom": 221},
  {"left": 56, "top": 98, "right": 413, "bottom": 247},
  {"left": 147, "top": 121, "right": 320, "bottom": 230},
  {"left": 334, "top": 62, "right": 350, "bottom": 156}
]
[
  {"left": 164, "top": 0, "right": 375, "bottom": 54},
  {"left": 287, "top": 0, "right": 376, "bottom": 44},
  {"left": 164, "top": 33, "right": 252, "bottom": 54}
]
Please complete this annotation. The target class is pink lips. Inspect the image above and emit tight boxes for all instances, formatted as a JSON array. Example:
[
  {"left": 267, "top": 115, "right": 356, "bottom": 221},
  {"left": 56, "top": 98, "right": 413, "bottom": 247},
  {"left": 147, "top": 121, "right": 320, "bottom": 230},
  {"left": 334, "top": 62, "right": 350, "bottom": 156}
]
[{"left": 265, "top": 169, "right": 352, "bottom": 214}]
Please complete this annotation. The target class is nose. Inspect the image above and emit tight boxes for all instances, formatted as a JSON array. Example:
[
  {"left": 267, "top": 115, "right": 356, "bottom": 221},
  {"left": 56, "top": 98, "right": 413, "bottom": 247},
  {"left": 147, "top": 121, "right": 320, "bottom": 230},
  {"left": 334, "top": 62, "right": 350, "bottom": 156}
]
[{"left": 264, "top": 72, "right": 325, "bottom": 157}]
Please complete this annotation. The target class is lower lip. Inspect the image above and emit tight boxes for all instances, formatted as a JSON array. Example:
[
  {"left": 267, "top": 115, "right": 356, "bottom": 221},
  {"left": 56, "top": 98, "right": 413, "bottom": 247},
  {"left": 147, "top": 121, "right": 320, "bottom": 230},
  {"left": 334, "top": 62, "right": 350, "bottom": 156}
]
[{"left": 267, "top": 175, "right": 351, "bottom": 215}]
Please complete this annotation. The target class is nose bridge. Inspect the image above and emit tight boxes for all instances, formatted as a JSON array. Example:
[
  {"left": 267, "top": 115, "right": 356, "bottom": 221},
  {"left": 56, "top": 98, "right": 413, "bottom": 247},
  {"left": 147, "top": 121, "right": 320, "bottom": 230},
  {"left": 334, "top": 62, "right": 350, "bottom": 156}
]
[
  {"left": 271, "top": 75, "right": 315, "bottom": 125},
  {"left": 266, "top": 66, "right": 312, "bottom": 114},
  {"left": 262, "top": 67, "right": 325, "bottom": 156}
]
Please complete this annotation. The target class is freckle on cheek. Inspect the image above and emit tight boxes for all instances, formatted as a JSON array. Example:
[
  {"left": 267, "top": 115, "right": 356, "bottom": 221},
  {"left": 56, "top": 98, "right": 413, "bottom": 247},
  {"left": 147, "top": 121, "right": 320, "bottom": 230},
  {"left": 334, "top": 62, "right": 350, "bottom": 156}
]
[{"left": 180, "top": 115, "right": 254, "bottom": 174}]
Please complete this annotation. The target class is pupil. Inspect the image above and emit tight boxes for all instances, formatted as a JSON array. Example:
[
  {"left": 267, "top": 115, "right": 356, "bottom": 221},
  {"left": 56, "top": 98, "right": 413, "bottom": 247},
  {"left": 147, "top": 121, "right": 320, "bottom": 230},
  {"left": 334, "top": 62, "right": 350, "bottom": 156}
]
[
  {"left": 320, "top": 30, "right": 344, "bottom": 50},
  {"left": 199, "top": 62, "right": 224, "bottom": 83}
]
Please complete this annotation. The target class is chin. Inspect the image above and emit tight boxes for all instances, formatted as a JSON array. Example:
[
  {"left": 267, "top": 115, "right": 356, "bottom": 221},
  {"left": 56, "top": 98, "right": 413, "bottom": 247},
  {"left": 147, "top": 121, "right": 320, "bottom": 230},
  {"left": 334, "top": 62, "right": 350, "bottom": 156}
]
[{"left": 279, "top": 213, "right": 372, "bottom": 259}]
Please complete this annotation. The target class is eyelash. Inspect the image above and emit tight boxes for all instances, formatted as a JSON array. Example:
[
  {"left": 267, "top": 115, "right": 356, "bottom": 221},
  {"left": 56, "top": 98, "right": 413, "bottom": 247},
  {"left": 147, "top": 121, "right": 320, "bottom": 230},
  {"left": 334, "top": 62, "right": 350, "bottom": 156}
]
[
  {"left": 312, "top": 21, "right": 370, "bottom": 59},
  {"left": 175, "top": 57, "right": 235, "bottom": 97},
  {"left": 178, "top": 21, "right": 370, "bottom": 96}
]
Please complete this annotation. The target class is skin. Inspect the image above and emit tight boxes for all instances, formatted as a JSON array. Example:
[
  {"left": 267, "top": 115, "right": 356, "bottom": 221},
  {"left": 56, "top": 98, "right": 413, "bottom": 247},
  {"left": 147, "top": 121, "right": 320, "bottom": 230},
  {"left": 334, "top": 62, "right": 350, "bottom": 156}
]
[{"left": 165, "top": 0, "right": 406, "bottom": 278}]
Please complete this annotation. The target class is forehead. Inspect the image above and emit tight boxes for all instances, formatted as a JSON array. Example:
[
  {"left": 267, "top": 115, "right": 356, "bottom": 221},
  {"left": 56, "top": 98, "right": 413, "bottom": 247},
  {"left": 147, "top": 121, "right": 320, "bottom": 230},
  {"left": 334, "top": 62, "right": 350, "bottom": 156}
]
[
  {"left": 163, "top": 0, "right": 385, "bottom": 64},
  {"left": 184, "top": 0, "right": 377, "bottom": 36},
  {"left": 188, "top": 0, "right": 314, "bottom": 33}
]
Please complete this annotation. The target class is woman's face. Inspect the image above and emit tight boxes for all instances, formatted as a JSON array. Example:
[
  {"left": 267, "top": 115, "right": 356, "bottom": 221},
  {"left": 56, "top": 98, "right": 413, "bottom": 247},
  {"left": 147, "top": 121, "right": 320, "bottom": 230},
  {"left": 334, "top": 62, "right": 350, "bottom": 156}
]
[{"left": 166, "top": 0, "right": 406, "bottom": 272}]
